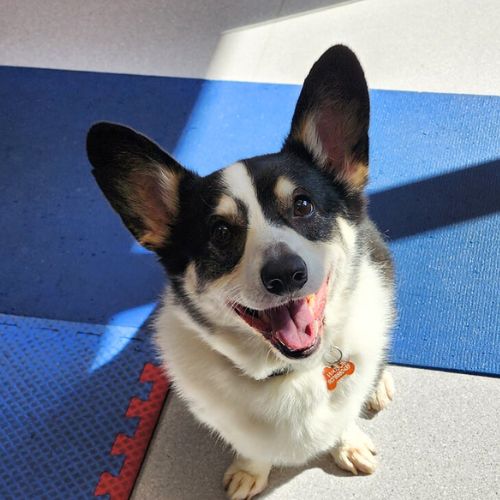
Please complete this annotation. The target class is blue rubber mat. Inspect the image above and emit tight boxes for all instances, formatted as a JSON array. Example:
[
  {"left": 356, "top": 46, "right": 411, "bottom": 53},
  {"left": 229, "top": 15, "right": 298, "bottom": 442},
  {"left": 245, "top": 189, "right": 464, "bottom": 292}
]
[
  {"left": 0, "top": 66, "right": 498, "bottom": 377},
  {"left": 0, "top": 313, "right": 159, "bottom": 498}
]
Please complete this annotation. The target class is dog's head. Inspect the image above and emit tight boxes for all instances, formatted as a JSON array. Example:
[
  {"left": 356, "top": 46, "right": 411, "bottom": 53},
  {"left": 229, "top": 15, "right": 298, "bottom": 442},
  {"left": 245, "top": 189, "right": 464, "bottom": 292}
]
[{"left": 87, "top": 45, "right": 370, "bottom": 377}]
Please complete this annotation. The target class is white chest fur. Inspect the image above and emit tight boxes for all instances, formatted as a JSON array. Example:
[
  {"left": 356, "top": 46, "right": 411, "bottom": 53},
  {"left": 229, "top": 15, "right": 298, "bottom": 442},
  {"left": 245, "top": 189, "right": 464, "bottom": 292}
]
[{"left": 155, "top": 258, "right": 392, "bottom": 466}]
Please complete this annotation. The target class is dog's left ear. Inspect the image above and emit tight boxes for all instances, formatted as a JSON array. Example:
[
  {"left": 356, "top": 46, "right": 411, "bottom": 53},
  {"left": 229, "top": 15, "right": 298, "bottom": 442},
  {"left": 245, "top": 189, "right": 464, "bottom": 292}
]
[{"left": 284, "top": 45, "right": 370, "bottom": 191}]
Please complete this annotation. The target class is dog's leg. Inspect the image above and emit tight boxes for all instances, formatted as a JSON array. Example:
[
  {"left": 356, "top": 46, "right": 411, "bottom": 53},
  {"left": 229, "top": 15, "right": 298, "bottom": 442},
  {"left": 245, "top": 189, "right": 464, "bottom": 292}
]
[
  {"left": 331, "top": 423, "right": 377, "bottom": 475},
  {"left": 367, "top": 368, "right": 395, "bottom": 412},
  {"left": 223, "top": 455, "right": 271, "bottom": 500}
]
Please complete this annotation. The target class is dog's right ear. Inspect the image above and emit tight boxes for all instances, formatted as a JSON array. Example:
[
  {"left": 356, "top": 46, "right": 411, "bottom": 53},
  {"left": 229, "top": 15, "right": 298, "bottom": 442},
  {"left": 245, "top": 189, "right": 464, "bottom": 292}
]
[{"left": 87, "top": 122, "right": 193, "bottom": 251}]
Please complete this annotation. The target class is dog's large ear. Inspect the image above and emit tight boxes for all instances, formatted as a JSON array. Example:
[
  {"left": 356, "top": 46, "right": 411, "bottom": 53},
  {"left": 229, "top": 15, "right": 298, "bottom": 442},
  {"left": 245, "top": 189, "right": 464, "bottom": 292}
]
[
  {"left": 284, "top": 45, "right": 370, "bottom": 191},
  {"left": 87, "top": 122, "right": 192, "bottom": 250}
]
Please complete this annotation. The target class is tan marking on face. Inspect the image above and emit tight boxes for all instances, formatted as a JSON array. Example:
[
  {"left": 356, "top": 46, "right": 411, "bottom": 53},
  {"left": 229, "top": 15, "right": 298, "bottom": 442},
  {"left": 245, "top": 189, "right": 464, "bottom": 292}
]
[
  {"left": 274, "top": 176, "right": 297, "bottom": 204},
  {"left": 214, "top": 194, "right": 239, "bottom": 218}
]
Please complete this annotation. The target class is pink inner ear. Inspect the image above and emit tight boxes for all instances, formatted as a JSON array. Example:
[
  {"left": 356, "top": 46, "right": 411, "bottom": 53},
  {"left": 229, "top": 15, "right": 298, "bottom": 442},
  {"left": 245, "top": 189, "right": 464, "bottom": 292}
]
[
  {"left": 316, "top": 108, "right": 348, "bottom": 172},
  {"left": 129, "top": 170, "right": 172, "bottom": 247},
  {"left": 132, "top": 172, "right": 168, "bottom": 222}
]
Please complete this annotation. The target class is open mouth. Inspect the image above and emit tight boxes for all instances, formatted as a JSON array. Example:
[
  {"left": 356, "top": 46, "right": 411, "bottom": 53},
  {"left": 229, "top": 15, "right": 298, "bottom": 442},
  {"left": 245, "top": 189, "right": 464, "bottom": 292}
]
[{"left": 231, "top": 278, "right": 329, "bottom": 359}]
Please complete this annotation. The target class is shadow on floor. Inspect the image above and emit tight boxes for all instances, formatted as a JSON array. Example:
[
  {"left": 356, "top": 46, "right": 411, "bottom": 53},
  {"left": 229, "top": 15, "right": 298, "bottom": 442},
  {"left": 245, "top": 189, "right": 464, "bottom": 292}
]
[{"left": 370, "top": 159, "right": 500, "bottom": 240}]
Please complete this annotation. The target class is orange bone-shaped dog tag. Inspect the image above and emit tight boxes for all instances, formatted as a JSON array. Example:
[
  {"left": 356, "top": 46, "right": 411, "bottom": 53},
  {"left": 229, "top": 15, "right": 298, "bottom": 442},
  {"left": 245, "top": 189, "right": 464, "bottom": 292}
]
[{"left": 323, "top": 361, "right": 355, "bottom": 391}]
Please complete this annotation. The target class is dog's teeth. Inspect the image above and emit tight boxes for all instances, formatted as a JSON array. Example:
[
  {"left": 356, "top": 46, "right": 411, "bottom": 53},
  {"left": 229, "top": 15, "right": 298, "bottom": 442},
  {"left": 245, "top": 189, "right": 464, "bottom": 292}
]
[{"left": 307, "top": 294, "right": 316, "bottom": 314}]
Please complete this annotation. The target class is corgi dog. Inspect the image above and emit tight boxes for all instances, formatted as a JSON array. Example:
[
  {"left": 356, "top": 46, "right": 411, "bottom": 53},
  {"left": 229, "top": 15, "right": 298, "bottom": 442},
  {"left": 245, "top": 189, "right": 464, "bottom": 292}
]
[{"left": 87, "top": 45, "right": 395, "bottom": 499}]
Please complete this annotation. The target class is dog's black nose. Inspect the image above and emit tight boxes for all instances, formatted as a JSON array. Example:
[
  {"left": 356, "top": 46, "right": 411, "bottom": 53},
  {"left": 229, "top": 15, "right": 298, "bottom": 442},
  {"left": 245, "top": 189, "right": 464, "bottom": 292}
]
[{"left": 261, "top": 254, "right": 308, "bottom": 295}]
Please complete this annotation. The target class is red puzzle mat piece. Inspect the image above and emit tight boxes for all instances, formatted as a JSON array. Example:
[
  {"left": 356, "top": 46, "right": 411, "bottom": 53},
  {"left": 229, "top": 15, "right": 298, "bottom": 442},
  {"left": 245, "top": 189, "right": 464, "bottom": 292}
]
[{"left": 95, "top": 363, "right": 170, "bottom": 499}]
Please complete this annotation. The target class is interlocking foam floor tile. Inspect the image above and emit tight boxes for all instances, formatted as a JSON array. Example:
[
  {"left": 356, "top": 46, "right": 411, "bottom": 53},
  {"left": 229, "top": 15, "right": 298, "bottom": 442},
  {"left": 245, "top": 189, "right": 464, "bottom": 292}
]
[
  {"left": 0, "top": 314, "right": 167, "bottom": 499},
  {"left": 95, "top": 363, "right": 169, "bottom": 499}
]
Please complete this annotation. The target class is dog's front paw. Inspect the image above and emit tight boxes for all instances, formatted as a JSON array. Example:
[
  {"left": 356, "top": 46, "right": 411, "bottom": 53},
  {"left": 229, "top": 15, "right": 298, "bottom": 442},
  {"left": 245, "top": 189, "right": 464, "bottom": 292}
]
[
  {"left": 331, "top": 425, "right": 377, "bottom": 475},
  {"left": 367, "top": 369, "right": 395, "bottom": 412},
  {"left": 223, "top": 456, "right": 271, "bottom": 500}
]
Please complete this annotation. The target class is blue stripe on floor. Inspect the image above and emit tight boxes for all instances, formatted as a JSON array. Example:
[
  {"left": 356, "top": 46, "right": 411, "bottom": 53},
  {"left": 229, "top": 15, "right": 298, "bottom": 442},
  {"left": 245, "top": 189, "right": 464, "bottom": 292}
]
[{"left": 0, "top": 66, "right": 498, "bottom": 374}]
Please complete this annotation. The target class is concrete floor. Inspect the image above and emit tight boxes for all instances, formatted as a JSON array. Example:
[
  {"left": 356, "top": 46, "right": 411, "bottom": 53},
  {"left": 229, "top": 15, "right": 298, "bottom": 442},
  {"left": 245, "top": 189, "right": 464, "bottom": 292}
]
[{"left": 133, "top": 366, "right": 500, "bottom": 500}]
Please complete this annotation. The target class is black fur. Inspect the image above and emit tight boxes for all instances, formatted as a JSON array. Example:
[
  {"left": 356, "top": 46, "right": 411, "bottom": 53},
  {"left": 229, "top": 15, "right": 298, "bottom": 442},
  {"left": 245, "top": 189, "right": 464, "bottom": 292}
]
[
  {"left": 158, "top": 171, "right": 249, "bottom": 287},
  {"left": 170, "top": 277, "right": 215, "bottom": 331},
  {"left": 362, "top": 219, "right": 395, "bottom": 283}
]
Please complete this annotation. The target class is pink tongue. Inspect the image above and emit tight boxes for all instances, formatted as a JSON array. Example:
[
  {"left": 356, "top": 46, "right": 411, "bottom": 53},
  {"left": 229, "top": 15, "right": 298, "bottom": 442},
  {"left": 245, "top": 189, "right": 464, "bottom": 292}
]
[{"left": 270, "top": 299, "right": 315, "bottom": 351}]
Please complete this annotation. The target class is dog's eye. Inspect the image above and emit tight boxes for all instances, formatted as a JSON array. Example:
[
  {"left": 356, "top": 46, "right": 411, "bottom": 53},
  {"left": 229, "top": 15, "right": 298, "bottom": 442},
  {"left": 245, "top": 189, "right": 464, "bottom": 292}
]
[
  {"left": 293, "top": 195, "right": 315, "bottom": 217},
  {"left": 211, "top": 220, "right": 232, "bottom": 245}
]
